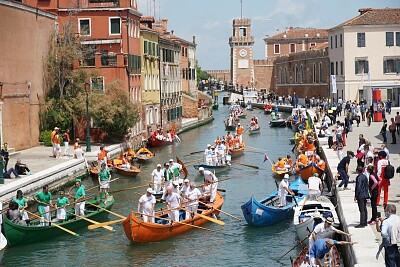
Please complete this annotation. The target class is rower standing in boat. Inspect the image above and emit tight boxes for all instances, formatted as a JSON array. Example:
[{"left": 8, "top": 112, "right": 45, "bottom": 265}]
[
  {"left": 138, "top": 188, "right": 156, "bottom": 223},
  {"left": 278, "top": 174, "right": 294, "bottom": 207},
  {"left": 161, "top": 163, "right": 174, "bottom": 201},
  {"left": 210, "top": 146, "right": 218, "bottom": 166},
  {"left": 12, "top": 190, "right": 29, "bottom": 225},
  {"left": 98, "top": 163, "right": 111, "bottom": 204},
  {"left": 198, "top": 167, "right": 218, "bottom": 203},
  {"left": 216, "top": 141, "right": 226, "bottom": 165},
  {"left": 165, "top": 187, "right": 182, "bottom": 222},
  {"left": 55, "top": 191, "right": 68, "bottom": 222},
  {"left": 308, "top": 173, "right": 323, "bottom": 200},
  {"left": 169, "top": 159, "right": 182, "bottom": 181},
  {"left": 151, "top": 164, "right": 164, "bottom": 194},
  {"left": 97, "top": 144, "right": 108, "bottom": 170},
  {"left": 68, "top": 178, "right": 86, "bottom": 216},
  {"left": 236, "top": 123, "right": 244, "bottom": 143},
  {"left": 180, "top": 179, "right": 190, "bottom": 197},
  {"left": 204, "top": 144, "right": 212, "bottom": 165},
  {"left": 185, "top": 182, "right": 201, "bottom": 219},
  {"left": 34, "top": 185, "right": 53, "bottom": 226}
]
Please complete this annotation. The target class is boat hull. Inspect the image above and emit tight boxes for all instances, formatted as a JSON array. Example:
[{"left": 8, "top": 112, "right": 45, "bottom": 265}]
[
  {"left": 147, "top": 136, "right": 174, "bottom": 147},
  {"left": 115, "top": 166, "right": 140, "bottom": 177},
  {"left": 249, "top": 128, "right": 260, "bottom": 135},
  {"left": 225, "top": 125, "right": 236, "bottom": 131},
  {"left": 123, "top": 193, "right": 224, "bottom": 243},
  {"left": 298, "top": 162, "right": 324, "bottom": 181},
  {"left": 4, "top": 197, "right": 114, "bottom": 247},
  {"left": 193, "top": 163, "right": 230, "bottom": 173},
  {"left": 229, "top": 146, "right": 244, "bottom": 158},
  {"left": 292, "top": 245, "right": 341, "bottom": 267},
  {"left": 269, "top": 119, "right": 287, "bottom": 127},
  {"left": 238, "top": 114, "right": 247, "bottom": 119}
]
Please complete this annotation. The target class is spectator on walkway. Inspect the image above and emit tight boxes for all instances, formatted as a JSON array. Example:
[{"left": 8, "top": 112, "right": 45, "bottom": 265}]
[
  {"left": 382, "top": 143, "right": 390, "bottom": 160},
  {"left": 376, "top": 151, "right": 390, "bottom": 207},
  {"left": 63, "top": 129, "right": 70, "bottom": 156},
  {"left": 395, "top": 112, "right": 400, "bottom": 135},
  {"left": 367, "top": 165, "right": 379, "bottom": 225},
  {"left": 366, "top": 109, "right": 373, "bottom": 126},
  {"left": 376, "top": 204, "right": 400, "bottom": 266},
  {"left": 354, "top": 166, "right": 369, "bottom": 228},
  {"left": 380, "top": 119, "right": 388, "bottom": 144},
  {"left": 3, "top": 167, "right": 20, "bottom": 178},
  {"left": 361, "top": 103, "right": 367, "bottom": 121},
  {"left": 389, "top": 118, "right": 397, "bottom": 144},
  {"left": 1, "top": 142, "right": 9, "bottom": 171},
  {"left": 50, "top": 127, "right": 58, "bottom": 157},
  {"left": 73, "top": 138, "right": 80, "bottom": 158},
  {"left": 15, "top": 159, "right": 31, "bottom": 175},
  {"left": 336, "top": 137, "right": 344, "bottom": 161},
  {"left": 52, "top": 128, "right": 61, "bottom": 158},
  {"left": 338, "top": 151, "right": 355, "bottom": 191}
]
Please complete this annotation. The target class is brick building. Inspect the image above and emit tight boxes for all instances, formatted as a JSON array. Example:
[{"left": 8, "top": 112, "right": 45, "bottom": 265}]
[
  {"left": 253, "top": 59, "right": 275, "bottom": 91},
  {"left": 206, "top": 70, "right": 231, "bottom": 82},
  {"left": 0, "top": 0, "right": 56, "bottom": 150},
  {"left": 264, "top": 27, "right": 328, "bottom": 59},
  {"left": 274, "top": 43, "right": 330, "bottom": 98}
]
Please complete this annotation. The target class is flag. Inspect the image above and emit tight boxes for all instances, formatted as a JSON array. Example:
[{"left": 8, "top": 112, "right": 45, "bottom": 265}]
[{"left": 264, "top": 153, "right": 269, "bottom": 162}]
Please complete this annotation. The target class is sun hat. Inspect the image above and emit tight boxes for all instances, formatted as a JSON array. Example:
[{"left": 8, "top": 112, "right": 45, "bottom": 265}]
[
  {"left": 173, "top": 181, "right": 179, "bottom": 186},
  {"left": 207, "top": 144, "right": 211, "bottom": 147},
  {"left": 157, "top": 164, "right": 162, "bottom": 168},
  {"left": 325, "top": 217, "right": 334, "bottom": 224},
  {"left": 169, "top": 159, "right": 174, "bottom": 162},
  {"left": 313, "top": 211, "right": 321, "bottom": 219}
]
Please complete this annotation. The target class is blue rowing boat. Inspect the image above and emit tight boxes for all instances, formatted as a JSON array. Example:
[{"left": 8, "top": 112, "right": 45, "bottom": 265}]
[
  {"left": 193, "top": 163, "right": 230, "bottom": 173},
  {"left": 241, "top": 177, "right": 308, "bottom": 226}
]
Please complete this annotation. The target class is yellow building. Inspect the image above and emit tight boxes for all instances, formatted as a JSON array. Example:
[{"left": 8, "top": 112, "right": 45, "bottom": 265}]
[{"left": 140, "top": 17, "right": 161, "bottom": 138}]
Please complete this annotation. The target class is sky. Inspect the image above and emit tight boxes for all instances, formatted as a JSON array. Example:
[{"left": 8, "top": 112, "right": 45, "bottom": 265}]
[{"left": 137, "top": 0, "right": 399, "bottom": 70}]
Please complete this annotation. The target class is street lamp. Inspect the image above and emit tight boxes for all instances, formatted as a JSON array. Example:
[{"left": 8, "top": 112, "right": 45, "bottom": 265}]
[
  {"left": 84, "top": 82, "right": 91, "bottom": 152},
  {"left": 0, "top": 82, "right": 4, "bottom": 184}
]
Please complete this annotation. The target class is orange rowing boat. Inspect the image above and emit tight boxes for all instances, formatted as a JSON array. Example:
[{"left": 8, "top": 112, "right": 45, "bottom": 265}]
[
  {"left": 115, "top": 165, "right": 141, "bottom": 177},
  {"left": 122, "top": 192, "right": 224, "bottom": 243}
]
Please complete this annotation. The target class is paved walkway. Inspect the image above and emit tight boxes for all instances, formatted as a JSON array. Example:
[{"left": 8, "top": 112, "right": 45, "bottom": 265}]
[{"left": 318, "top": 107, "right": 400, "bottom": 267}]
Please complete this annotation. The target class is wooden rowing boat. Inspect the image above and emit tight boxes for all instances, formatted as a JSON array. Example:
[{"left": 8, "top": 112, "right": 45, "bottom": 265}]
[
  {"left": 122, "top": 192, "right": 224, "bottom": 243},
  {"left": 4, "top": 196, "right": 115, "bottom": 247},
  {"left": 225, "top": 124, "right": 236, "bottom": 131},
  {"left": 135, "top": 147, "right": 154, "bottom": 162},
  {"left": 229, "top": 145, "right": 245, "bottom": 158},
  {"left": 269, "top": 119, "right": 287, "bottom": 127},
  {"left": 115, "top": 165, "right": 141, "bottom": 177},
  {"left": 193, "top": 163, "right": 231, "bottom": 173},
  {"left": 147, "top": 136, "right": 174, "bottom": 147},
  {"left": 291, "top": 245, "right": 341, "bottom": 267},
  {"left": 249, "top": 127, "right": 260, "bottom": 135},
  {"left": 238, "top": 114, "right": 247, "bottom": 119},
  {"left": 297, "top": 162, "right": 324, "bottom": 181},
  {"left": 271, "top": 165, "right": 290, "bottom": 176}
]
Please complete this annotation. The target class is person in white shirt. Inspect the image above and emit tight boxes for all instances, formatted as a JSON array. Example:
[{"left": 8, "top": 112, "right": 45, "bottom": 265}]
[
  {"left": 137, "top": 188, "right": 156, "bottom": 223},
  {"left": 74, "top": 145, "right": 84, "bottom": 159},
  {"left": 210, "top": 146, "right": 218, "bottom": 166},
  {"left": 381, "top": 143, "right": 390, "bottom": 160},
  {"left": 377, "top": 151, "right": 390, "bottom": 206},
  {"left": 151, "top": 164, "right": 164, "bottom": 194},
  {"left": 376, "top": 204, "right": 400, "bottom": 264},
  {"left": 180, "top": 179, "right": 190, "bottom": 196},
  {"left": 185, "top": 182, "right": 202, "bottom": 219},
  {"left": 204, "top": 144, "right": 213, "bottom": 165},
  {"left": 171, "top": 181, "right": 180, "bottom": 194},
  {"left": 324, "top": 115, "right": 332, "bottom": 126},
  {"left": 278, "top": 174, "right": 294, "bottom": 207},
  {"left": 199, "top": 167, "right": 218, "bottom": 203},
  {"left": 169, "top": 159, "right": 182, "bottom": 181},
  {"left": 308, "top": 173, "right": 323, "bottom": 199},
  {"left": 165, "top": 187, "right": 182, "bottom": 222},
  {"left": 216, "top": 141, "right": 226, "bottom": 165}
]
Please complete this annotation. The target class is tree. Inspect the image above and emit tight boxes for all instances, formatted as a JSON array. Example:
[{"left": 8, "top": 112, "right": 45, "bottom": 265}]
[{"left": 196, "top": 60, "right": 211, "bottom": 84}]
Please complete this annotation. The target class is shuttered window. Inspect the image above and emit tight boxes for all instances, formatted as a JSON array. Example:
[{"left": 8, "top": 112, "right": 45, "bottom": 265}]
[
  {"left": 357, "top": 33, "right": 365, "bottom": 47},
  {"left": 355, "top": 59, "right": 369, "bottom": 74},
  {"left": 386, "top": 32, "right": 394, "bottom": 46}
]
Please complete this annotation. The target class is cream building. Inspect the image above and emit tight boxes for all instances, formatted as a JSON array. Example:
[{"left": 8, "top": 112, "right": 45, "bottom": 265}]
[{"left": 329, "top": 8, "right": 400, "bottom": 105}]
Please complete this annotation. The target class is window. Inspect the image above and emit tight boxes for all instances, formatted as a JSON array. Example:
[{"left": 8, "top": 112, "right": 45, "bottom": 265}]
[
  {"left": 386, "top": 32, "right": 394, "bottom": 46},
  {"left": 310, "top": 43, "right": 316, "bottom": 48},
  {"left": 274, "top": 44, "right": 280, "bottom": 54},
  {"left": 355, "top": 58, "right": 369, "bottom": 74},
  {"left": 319, "top": 62, "right": 323, "bottom": 83},
  {"left": 330, "top": 36, "right": 333, "bottom": 49},
  {"left": 397, "top": 32, "right": 400, "bottom": 46},
  {"left": 290, "top": 43, "right": 296, "bottom": 53},
  {"left": 340, "top": 34, "right": 343, "bottom": 47},
  {"left": 109, "top": 17, "right": 121, "bottom": 35},
  {"left": 144, "top": 40, "right": 148, "bottom": 54},
  {"left": 340, "top": 61, "right": 343, "bottom": 75},
  {"left": 312, "top": 63, "right": 316, "bottom": 83},
  {"left": 300, "top": 65, "right": 303, "bottom": 83},
  {"left": 383, "top": 58, "right": 400, "bottom": 74},
  {"left": 279, "top": 67, "right": 282, "bottom": 84},
  {"left": 335, "top": 35, "right": 337, "bottom": 48},
  {"left": 79, "top": 18, "right": 91, "bottom": 36},
  {"left": 294, "top": 66, "right": 298, "bottom": 83},
  {"left": 284, "top": 67, "right": 287, "bottom": 84},
  {"left": 357, "top": 32, "right": 365, "bottom": 47},
  {"left": 90, "top": 77, "right": 105, "bottom": 92},
  {"left": 82, "top": 45, "right": 96, "bottom": 66},
  {"left": 101, "top": 51, "right": 117, "bottom": 66},
  {"left": 330, "top": 62, "right": 334, "bottom": 75},
  {"left": 335, "top": 62, "right": 338, "bottom": 76}
]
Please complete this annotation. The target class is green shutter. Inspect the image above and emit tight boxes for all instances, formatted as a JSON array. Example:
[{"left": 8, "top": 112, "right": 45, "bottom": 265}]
[
  {"left": 355, "top": 61, "right": 359, "bottom": 74},
  {"left": 396, "top": 59, "right": 400, "bottom": 74},
  {"left": 365, "top": 61, "right": 369, "bottom": 73},
  {"left": 144, "top": 41, "right": 148, "bottom": 54}
]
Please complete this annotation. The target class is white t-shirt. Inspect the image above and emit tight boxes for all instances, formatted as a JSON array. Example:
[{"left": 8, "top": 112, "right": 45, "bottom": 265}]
[
  {"left": 187, "top": 188, "right": 202, "bottom": 205},
  {"left": 204, "top": 148, "right": 212, "bottom": 157},
  {"left": 180, "top": 185, "right": 190, "bottom": 196},
  {"left": 166, "top": 192, "right": 181, "bottom": 209},
  {"left": 151, "top": 169, "right": 164, "bottom": 184},
  {"left": 278, "top": 180, "right": 289, "bottom": 198},
  {"left": 308, "top": 177, "right": 322, "bottom": 191},
  {"left": 310, "top": 222, "right": 336, "bottom": 241},
  {"left": 139, "top": 194, "right": 156, "bottom": 214},
  {"left": 203, "top": 170, "right": 217, "bottom": 183},
  {"left": 74, "top": 148, "right": 84, "bottom": 159}
]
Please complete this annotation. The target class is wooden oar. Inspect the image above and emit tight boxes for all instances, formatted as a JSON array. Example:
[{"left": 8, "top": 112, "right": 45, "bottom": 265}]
[
  {"left": 86, "top": 202, "right": 126, "bottom": 219},
  {"left": 110, "top": 184, "right": 150, "bottom": 194},
  {"left": 277, "top": 234, "right": 309, "bottom": 261},
  {"left": 217, "top": 188, "right": 226, "bottom": 192},
  {"left": 199, "top": 201, "right": 241, "bottom": 221},
  {"left": 86, "top": 178, "right": 120, "bottom": 193},
  {"left": 246, "top": 146, "right": 268, "bottom": 152},
  {"left": 189, "top": 150, "right": 204, "bottom": 155},
  {"left": 23, "top": 209, "right": 80, "bottom": 236},
  {"left": 66, "top": 210, "right": 114, "bottom": 231},
  {"left": 180, "top": 207, "right": 225, "bottom": 226},
  {"left": 88, "top": 218, "right": 125, "bottom": 230},
  {"left": 232, "top": 162, "right": 259, "bottom": 169}
]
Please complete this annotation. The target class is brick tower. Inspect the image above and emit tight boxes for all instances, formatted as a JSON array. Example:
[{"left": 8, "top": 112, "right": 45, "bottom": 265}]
[{"left": 229, "top": 18, "right": 255, "bottom": 89}]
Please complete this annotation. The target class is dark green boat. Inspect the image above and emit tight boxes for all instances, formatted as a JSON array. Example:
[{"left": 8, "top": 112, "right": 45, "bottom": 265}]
[
  {"left": 212, "top": 103, "right": 219, "bottom": 110},
  {"left": 238, "top": 114, "right": 246, "bottom": 119},
  {"left": 4, "top": 196, "right": 115, "bottom": 247}
]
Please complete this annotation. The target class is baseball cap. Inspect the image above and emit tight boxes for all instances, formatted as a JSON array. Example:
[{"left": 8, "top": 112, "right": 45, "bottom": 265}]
[
  {"left": 157, "top": 164, "right": 161, "bottom": 168},
  {"left": 184, "top": 179, "right": 189, "bottom": 183},
  {"left": 169, "top": 159, "right": 174, "bottom": 162},
  {"left": 207, "top": 144, "right": 211, "bottom": 147},
  {"left": 75, "top": 178, "right": 81, "bottom": 183},
  {"left": 326, "top": 239, "right": 335, "bottom": 245},
  {"left": 147, "top": 188, "right": 153, "bottom": 193},
  {"left": 284, "top": 174, "right": 289, "bottom": 179},
  {"left": 198, "top": 167, "right": 204, "bottom": 171}
]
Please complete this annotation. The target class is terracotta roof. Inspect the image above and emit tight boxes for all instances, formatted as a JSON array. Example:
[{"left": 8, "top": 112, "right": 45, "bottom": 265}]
[
  {"left": 311, "top": 42, "right": 329, "bottom": 50},
  {"left": 265, "top": 28, "right": 328, "bottom": 40},
  {"left": 139, "top": 24, "right": 158, "bottom": 34},
  {"left": 331, "top": 8, "right": 400, "bottom": 29},
  {"left": 140, "top": 16, "right": 155, "bottom": 23}
]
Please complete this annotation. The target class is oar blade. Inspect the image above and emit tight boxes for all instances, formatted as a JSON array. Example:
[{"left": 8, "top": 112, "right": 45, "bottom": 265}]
[{"left": 88, "top": 219, "right": 125, "bottom": 230}]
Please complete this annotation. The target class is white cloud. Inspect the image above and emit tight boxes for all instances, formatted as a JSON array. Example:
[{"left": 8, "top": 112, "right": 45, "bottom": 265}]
[
  {"left": 268, "top": 0, "right": 307, "bottom": 18},
  {"left": 204, "top": 20, "right": 221, "bottom": 30}
]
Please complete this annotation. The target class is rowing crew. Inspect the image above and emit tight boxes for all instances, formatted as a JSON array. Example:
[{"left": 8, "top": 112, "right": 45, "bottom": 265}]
[
  {"left": 138, "top": 167, "right": 218, "bottom": 223},
  {"left": 149, "top": 159, "right": 184, "bottom": 197}
]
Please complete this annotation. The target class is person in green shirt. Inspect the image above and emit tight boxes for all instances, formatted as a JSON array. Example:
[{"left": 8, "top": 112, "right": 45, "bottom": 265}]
[
  {"left": 68, "top": 178, "right": 86, "bottom": 216},
  {"left": 55, "top": 191, "right": 69, "bottom": 222},
  {"left": 12, "top": 190, "right": 29, "bottom": 225},
  {"left": 34, "top": 185, "right": 53, "bottom": 225},
  {"left": 98, "top": 163, "right": 111, "bottom": 204},
  {"left": 161, "top": 163, "right": 174, "bottom": 201}
]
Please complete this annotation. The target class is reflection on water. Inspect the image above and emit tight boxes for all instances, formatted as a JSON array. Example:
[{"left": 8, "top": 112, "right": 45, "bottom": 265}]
[{"left": 3, "top": 94, "right": 303, "bottom": 267}]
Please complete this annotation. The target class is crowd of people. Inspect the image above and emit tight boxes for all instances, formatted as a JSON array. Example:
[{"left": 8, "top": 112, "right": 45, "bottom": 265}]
[{"left": 152, "top": 128, "right": 178, "bottom": 143}]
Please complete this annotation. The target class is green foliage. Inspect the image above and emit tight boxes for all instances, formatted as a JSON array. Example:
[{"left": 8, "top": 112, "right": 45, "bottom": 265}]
[
  {"left": 39, "top": 130, "right": 52, "bottom": 146},
  {"left": 196, "top": 60, "right": 211, "bottom": 84}
]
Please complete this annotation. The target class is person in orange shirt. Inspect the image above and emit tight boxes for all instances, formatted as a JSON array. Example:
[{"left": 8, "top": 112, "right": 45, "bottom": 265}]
[
  {"left": 236, "top": 123, "right": 244, "bottom": 143},
  {"left": 53, "top": 129, "right": 61, "bottom": 159},
  {"left": 50, "top": 127, "right": 59, "bottom": 158},
  {"left": 316, "top": 155, "right": 326, "bottom": 171},
  {"left": 296, "top": 151, "right": 309, "bottom": 170},
  {"left": 233, "top": 135, "right": 240, "bottom": 149},
  {"left": 275, "top": 157, "right": 287, "bottom": 171},
  {"left": 97, "top": 145, "right": 108, "bottom": 170},
  {"left": 285, "top": 155, "right": 293, "bottom": 169}
]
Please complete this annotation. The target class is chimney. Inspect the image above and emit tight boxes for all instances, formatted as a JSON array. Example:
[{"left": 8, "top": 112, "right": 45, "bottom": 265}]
[
  {"left": 358, "top": 8, "right": 373, "bottom": 15},
  {"left": 161, "top": 18, "right": 168, "bottom": 32},
  {"left": 171, "top": 30, "right": 174, "bottom": 35},
  {"left": 193, "top": 35, "right": 196, "bottom": 44}
]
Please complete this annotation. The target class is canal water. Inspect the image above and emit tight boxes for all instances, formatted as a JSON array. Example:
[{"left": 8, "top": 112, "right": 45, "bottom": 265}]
[{"left": 3, "top": 98, "right": 300, "bottom": 266}]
